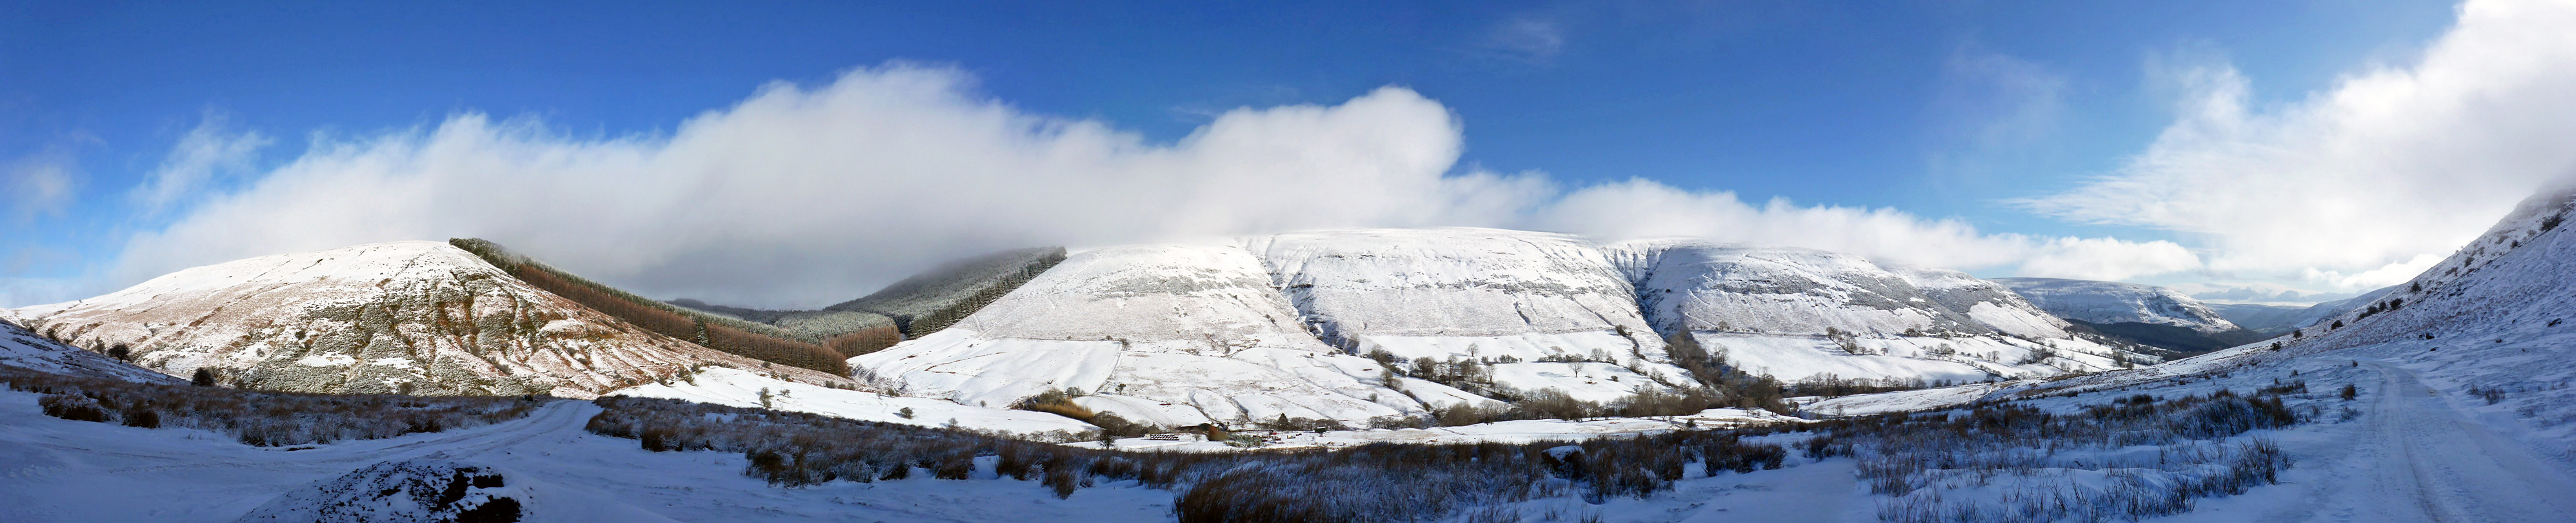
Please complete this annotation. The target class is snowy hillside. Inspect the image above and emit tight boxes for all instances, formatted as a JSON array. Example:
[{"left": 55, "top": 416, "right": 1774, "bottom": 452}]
[
  {"left": 5, "top": 241, "right": 850, "bottom": 398},
  {"left": 1992, "top": 277, "right": 2266, "bottom": 354},
  {"left": 1606, "top": 240, "right": 2150, "bottom": 383},
  {"left": 850, "top": 243, "right": 1421, "bottom": 428},
  {"left": 1243, "top": 228, "right": 1695, "bottom": 389},
  {"left": 0, "top": 320, "right": 181, "bottom": 384},
  {"left": 1990, "top": 278, "right": 2241, "bottom": 333}
]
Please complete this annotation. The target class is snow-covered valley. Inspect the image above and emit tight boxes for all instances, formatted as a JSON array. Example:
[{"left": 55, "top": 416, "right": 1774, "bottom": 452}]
[{"left": 11, "top": 197, "right": 2576, "bottom": 521}]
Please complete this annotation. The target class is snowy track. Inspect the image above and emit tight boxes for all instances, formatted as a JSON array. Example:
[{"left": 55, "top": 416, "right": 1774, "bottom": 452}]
[{"left": 2300, "top": 362, "right": 2576, "bottom": 523}]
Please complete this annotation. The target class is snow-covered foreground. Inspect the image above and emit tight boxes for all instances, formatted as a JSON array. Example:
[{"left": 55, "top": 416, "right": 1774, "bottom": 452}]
[
  {"left": 12, "top": 353, "right": 2576, "bottom": 522},
  {"left": 0, "top": 392, "right": 1173, "bottom": 523}
]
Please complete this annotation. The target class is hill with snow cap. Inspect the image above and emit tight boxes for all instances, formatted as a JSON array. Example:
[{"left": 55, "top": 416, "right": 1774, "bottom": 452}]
[
  {"left": 1991, "top": 277, "right": 2265, "bottom": 354},
  {"left": 849, "top": 243, "right": 1424, "bottom": 428},
  {"left": 5, "top": 241, "right": 848, "bottom": 398},
  {"left": 1606, "top": 240, "right": 2153, "bottom": 383},
  {"left": 1242, "top": 228, "right": 1697, "bottom": 391}
]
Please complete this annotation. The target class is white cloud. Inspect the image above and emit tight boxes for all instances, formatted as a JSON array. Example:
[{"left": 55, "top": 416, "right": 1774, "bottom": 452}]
[
  {"left": 102, "top": 65, "right": 1548, "bottom": 308},
  {"left": 1481, "top": 15, "right": 1567, "bottom": 63},
  {"left": 2022, "top": 0, "right": 2576, "bottom": 290},
  {"left": 3, "top": 146, "right": 81, "bottom": 223},
  {"left": 2306, "top": 253, "right": 2446, "bottom": 290},
  {"left": 1532, "top": 179, "right": 2201, "bottom": 280},
  {"left": 1928, "top": 50, "right": 2068, "bottom": 167},
  {"left": 132, "top": 114, "right": 270, "bottom": 214},
  {"left": 83, "top": 64, "right": 2205, "bottom": 309}
]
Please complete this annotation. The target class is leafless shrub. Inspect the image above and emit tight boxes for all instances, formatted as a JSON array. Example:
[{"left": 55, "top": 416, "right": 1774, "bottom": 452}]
[
  {"left": 1805, "top": 389, "right": 2303, "bottom": 523},
  {"left": 5, "top": 368, "right": 538, "bottom": 446},
  {"left": 586, "top": 396, "right": 1791, "bottom": 521}
]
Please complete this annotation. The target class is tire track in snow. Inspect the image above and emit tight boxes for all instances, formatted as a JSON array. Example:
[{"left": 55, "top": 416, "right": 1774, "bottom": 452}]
[{"left": 2333, "top": 361, "right": 2576, "bottom": 523}]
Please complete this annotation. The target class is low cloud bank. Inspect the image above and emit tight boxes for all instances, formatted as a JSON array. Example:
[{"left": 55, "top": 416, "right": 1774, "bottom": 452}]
[{"left": 81, "top": 64, "right": 2193, "bottom": 309}]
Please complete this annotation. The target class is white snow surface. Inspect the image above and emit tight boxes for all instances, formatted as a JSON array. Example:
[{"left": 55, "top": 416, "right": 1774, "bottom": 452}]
[
  {"left": 1991, "top": 277, "right": 2244, "bottom": 334},
  {"left": 608, "top": 367, "right": 1100, "bottom": 438},
  {"left": 0, "top": 395, "right": 1176, "bottom": 523},
  {"left": 5, "top": 241, "right": 844, "bottom": 398},
  {"left": 232, "top": 458, "right": 675, "bottom": 523},
  {"left": 1488, "top": 362, "right": 1667, "bottom": 404},
  {"left": 851, "top": 243, "right": 1419, "bottom": 427},
  {"left": 0, "top": 319, "right": 181, "bottom": 383}
]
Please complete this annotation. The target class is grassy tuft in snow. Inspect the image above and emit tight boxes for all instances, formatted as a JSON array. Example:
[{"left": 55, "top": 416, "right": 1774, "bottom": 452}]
[{"left": 3, "top": 367, "right": 542, "bottom": 446}]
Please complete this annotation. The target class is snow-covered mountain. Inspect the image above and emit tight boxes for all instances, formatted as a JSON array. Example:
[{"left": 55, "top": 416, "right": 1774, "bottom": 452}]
[
  {"left": 1243, "top": 228, "right": 1696, "bottom": 393},
  {"left": 852, "top": 231, "right": 2165, "bottom": 428},
  {"left": 849, "top": 243, "right": 1424, "bottom": 428},
  {"left": 1989, "top": 278, "right": 2238, "bottom": 332},
  {"left": 5, "top": 241, "right": 849, "bottom": 398},
  {"left": 1607, "top": 241, "right": 2150, "bottom": 383},
  {"left": 0, "top": 319, "right": 181, "bottom": 383},
  {"left": 1991, "top": 277, "right": 2265, "bottom": 354}
]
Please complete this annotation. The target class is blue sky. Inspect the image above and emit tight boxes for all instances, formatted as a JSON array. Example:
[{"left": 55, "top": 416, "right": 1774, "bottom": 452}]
[{"left": 12, "top": 0, "right": 2571, "bottom": 309}]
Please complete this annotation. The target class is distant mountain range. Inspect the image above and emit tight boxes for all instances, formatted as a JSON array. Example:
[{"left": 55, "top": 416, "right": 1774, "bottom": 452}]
[{"left": 0, "top": 227, "right": 2246, "bottom": 429}]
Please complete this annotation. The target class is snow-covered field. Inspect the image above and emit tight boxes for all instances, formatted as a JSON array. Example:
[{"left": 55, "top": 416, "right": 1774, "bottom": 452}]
[{"left": 610, "top": 367, "right": 1101, "bottom": 439}]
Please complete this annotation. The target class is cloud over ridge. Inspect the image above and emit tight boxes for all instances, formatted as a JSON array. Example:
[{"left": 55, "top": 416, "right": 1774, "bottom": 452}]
[
  {"left": 2023, "top": 0, "right": 2576, "bottom": 290},
  {"left": 89, "top": 64, "right": 2187, "bottom": 309}
]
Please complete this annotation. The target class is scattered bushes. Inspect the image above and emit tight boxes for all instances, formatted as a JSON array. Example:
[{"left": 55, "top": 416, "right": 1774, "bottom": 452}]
[
  {"left": 5, "top": 368, "right": 540, "bottom": 446},
  {"left": 1799, "top": 388, "right": 2306, "bottom": 523},
  {"left": 584, "top": 396, "right": 1791, "bottom": 521},
  {"left": 1665, "top": 333, "right": 1795, "bottom": 415}
]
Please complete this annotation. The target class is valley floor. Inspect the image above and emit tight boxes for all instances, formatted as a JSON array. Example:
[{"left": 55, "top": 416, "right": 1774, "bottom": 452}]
[{"left": 6, "top": 355, "right": 2576, "bottom": 522}]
